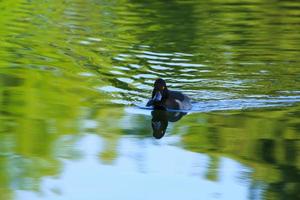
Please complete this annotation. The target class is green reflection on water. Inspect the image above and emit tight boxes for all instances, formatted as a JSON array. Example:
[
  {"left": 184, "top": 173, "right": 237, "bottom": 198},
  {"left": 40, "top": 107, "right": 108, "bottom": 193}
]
[
  {"left": 179, "top": 106, "right": 300, "bottom": 199},
  {"left": 0, "top": 0, "right": 300, "bottom": 199}
]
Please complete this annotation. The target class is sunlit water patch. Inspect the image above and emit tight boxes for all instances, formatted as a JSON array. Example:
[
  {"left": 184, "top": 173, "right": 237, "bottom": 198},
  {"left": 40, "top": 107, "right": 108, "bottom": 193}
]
[{"left": 15, "top": 134, "right": 255, "bottom": 200}]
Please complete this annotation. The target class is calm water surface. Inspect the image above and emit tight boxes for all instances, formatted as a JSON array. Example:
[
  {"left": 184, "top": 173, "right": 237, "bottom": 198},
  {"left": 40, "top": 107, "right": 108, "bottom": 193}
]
[{"left": 0, "top": 0, "right": 300, "bottom": 199}]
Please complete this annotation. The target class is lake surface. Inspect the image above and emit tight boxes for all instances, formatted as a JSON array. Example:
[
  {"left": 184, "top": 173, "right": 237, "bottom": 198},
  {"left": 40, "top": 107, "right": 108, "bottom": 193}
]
[{"left": 0, "top": 0, "right": 300, "bottom": 199}]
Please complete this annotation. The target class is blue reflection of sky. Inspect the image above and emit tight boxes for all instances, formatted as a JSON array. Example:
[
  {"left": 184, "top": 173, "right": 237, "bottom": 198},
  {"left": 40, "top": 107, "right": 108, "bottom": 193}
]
[{"left": 16, "top": 134, "right": 258, "bottom": 200}]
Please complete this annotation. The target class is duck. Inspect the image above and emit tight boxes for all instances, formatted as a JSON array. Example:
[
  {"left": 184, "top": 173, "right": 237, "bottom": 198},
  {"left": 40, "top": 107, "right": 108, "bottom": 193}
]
[{"left": 146, "top": 78, "right": 192, "bottom": 110}]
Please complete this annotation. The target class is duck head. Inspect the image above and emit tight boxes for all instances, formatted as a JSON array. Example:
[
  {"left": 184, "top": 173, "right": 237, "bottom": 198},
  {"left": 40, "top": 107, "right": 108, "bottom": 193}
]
[{"left": 151, "top": 78, "right": 168, "bottom": 109}]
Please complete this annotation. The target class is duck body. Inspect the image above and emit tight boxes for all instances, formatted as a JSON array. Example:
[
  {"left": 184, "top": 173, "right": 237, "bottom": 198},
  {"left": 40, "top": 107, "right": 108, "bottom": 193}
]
[
  {"left": 146, "top": 78, "right": 192, "bottom": 110},
  {"left": 162, "top": 90, "right": 191, "bottom": 110}
]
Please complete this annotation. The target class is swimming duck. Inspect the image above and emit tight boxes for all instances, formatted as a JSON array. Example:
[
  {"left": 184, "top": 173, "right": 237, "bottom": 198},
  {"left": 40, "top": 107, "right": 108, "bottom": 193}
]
[{"left": 146, "top": 78, "right": 192, "bottom": 110}]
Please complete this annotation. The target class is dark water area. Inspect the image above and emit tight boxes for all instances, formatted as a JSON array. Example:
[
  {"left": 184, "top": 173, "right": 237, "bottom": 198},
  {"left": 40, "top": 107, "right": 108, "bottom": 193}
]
[{"left": 0, "top": 0, "right": 300, "bottom": 199}]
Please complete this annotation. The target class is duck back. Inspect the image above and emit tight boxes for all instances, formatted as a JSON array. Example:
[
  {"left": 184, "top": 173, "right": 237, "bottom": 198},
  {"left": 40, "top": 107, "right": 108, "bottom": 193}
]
[{"left": 167, "top": 90, "right": 192, "bottom": 110}]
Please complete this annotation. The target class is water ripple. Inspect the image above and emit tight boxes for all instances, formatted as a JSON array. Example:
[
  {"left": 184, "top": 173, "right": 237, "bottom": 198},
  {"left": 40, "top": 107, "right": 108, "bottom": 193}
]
[{"left": 1, "top": 0, "right": 300, "bottom": 111}]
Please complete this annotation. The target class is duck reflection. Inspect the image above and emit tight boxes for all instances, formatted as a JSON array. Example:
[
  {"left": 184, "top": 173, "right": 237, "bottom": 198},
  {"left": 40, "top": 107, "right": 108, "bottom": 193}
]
[{"left": 151, "top": 109, "right": 186, "bottom": 139}]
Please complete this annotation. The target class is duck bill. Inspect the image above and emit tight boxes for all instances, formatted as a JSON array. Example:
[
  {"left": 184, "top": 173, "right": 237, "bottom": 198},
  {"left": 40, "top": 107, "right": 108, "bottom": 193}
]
[{"left": 153, "top": 91, "right": 162, "bottom": 102}]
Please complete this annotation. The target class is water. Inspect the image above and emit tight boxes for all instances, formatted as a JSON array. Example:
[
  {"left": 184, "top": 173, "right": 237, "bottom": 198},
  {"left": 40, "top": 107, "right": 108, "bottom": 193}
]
[{"left": 0, "top": 0, "right": 300, "bottom": 199}]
